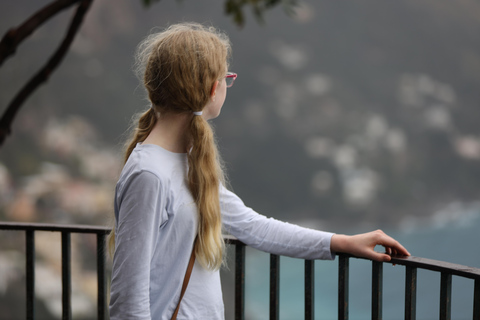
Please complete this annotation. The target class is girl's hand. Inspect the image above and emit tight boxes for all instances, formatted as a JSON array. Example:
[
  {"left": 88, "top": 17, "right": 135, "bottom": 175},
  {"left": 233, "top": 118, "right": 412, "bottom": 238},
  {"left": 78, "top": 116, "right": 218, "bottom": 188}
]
[{"left": 331, "top": 229, "right": 410, "bottom": 262}]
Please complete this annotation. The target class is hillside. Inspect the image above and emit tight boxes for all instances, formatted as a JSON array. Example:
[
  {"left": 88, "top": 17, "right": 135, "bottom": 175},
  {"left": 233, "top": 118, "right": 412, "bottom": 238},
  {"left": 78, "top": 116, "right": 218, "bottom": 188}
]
[{"left": 1, "top": 0, "right": 480, "bottom": 228}]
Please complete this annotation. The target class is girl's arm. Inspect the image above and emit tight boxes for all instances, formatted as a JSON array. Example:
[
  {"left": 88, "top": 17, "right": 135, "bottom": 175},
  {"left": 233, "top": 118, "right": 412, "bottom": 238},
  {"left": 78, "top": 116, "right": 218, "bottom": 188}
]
[
  {"left": 220, "top": 185, "right": 335, "bottom": 260},
  {"left": 220, "top": 185, "right": 409, "bottom": 261},
  {"left": 110, "top": 171, "right": 166, "bottom": 320}
]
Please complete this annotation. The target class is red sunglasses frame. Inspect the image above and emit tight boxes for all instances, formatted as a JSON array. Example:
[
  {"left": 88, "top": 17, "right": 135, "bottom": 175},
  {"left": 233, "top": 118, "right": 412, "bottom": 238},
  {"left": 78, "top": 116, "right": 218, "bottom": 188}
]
[{"left": 225, "top": 72, "right": 237, "bottom": 88}]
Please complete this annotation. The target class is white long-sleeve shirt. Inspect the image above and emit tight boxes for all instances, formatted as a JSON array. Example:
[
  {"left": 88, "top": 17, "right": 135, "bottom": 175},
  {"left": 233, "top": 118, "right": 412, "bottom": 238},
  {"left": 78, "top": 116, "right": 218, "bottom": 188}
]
[{"left": 109, "top": 143, "right": 334, "bottom": 320}]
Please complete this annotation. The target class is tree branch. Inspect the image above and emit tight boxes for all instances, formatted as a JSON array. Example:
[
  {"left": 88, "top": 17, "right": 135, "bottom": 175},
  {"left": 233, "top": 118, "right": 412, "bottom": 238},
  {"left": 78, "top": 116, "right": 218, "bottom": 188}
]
[
  {"left": 0, "top": 0, "right": 93, "bottom": 146},
  {"left": 0, "top": 0, "right": 83, "bottom": 67}
]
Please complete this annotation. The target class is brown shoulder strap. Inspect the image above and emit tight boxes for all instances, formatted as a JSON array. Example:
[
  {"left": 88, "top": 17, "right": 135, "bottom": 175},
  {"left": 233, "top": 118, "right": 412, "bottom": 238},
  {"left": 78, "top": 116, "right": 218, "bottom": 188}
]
[{"left": 171, "top": 248, "right": 196, "bottom": 320}]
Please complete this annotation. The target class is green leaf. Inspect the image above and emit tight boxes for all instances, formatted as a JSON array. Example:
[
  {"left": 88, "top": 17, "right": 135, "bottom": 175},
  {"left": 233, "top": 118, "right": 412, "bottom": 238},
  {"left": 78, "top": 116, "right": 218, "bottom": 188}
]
[{"left": 142, "top": 0, "right": 162, "bottom": 8}]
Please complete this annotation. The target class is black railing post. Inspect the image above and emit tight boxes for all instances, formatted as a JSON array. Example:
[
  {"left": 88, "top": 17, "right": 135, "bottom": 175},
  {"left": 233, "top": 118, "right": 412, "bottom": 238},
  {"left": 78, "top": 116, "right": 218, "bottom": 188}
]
[
  {"left": 235, "top": 243, "right": 245, "bottom": 320},
  {"left": 97, "top": 233, "right": 107, "bottom": 320},
  {"left": 372, "top": 261, "right": 383, "bottom": 320},
  {"left": 26, "top": 230, "right": 35, "bottom": 320},
  {"left": 304, "top": 260, "right": 315, "bottom": 320},
  {"left": 339, "top": 255, "right": 349, "bottom": 320},
  {"left": 474, "top": 279, "right": 480, "bottom": 320},
  {"left": 405, "top": 266, "right": 417, "bottom": 320},
  {"left": 270, "top": 254, "right": 280, "bottom": 320},
  {"left": 440, "top": 272, "right": 452, "bottom": 320},
  {"left": 61, "top": 232, "right": 72, "bottom": 320}
]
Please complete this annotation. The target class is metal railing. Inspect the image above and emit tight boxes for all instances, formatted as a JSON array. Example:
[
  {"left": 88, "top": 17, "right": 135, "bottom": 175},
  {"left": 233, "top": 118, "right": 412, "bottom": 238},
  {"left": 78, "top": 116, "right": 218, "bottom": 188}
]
[
  {"left": 0, "top": 222, "right": 110, "bottom": 320},
  {"left": 224, "top": 236, "right": 480, "bottom": 320},
  {"left": 1, "top": 222, "right": 480, "bottom": 320}
]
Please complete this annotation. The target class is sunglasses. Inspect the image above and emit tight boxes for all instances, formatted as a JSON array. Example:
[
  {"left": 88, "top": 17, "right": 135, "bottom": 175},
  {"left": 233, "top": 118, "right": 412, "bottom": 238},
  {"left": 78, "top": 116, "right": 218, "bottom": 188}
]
[{"left": 225, "top": 72, "right": 237, "bottom": 88}]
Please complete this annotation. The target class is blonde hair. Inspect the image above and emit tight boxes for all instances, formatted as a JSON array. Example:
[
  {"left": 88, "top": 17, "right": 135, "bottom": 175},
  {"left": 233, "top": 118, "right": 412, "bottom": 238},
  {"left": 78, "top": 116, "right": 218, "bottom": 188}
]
[{"left": 108, "top": 23, "right": 231, "bottom": 270}]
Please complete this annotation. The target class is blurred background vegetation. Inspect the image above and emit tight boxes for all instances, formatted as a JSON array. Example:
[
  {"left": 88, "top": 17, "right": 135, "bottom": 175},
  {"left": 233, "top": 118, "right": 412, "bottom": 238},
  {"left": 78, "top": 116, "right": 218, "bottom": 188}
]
[{"left": 1, "top": 0, "right": 480, "bottom": 319}]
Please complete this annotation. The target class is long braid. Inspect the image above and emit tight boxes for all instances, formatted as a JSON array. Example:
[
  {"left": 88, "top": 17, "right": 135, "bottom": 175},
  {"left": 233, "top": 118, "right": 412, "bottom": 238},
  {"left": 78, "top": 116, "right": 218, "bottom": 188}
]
[{"left": 187, "top": 116, "right": 225, "bottom": 269}]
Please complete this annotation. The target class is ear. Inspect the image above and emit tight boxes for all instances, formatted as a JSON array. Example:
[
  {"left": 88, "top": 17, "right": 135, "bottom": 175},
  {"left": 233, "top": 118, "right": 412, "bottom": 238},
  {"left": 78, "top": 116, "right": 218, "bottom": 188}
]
[{"left": 210, "top": 81, "right": 219, "bottom": 99}]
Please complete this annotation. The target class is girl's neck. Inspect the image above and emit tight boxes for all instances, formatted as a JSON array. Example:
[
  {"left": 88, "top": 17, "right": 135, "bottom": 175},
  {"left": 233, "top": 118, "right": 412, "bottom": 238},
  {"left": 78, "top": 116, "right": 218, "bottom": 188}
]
[{"left": 142, "top": 112, "right": 191, "bottom": 153}]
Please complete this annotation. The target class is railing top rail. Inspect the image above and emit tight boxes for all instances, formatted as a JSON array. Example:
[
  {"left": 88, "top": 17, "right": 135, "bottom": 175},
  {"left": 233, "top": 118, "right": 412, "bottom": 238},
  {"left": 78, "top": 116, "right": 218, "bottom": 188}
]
[
  {"left": 390, "top": 255, "right": 480, "bottom": 280},
  {"left": 337, "top": 253, "right": 480, "bottom": 281},
  {"left": 0, "top": 221, "right": 111, "bottom": 234}
]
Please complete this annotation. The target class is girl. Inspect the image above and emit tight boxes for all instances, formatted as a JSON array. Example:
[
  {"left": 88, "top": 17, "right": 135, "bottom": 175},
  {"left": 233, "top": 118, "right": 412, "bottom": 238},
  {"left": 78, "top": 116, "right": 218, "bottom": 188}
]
[{"left": 108, "top": 23, "right": 409, "bottom": 320}]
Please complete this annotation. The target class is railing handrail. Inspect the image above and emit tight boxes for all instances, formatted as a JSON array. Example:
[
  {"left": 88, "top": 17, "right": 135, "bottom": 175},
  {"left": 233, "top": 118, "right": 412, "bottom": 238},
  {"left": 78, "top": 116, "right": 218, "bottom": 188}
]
[
  {"left": 390, "top": 255, "right": 480, "bottom": 281},
  {"left": 0, "top": 221, "right": 111, "bottom": 234},
  {"left": 333, "top": 252, "right": 480, "bottom": 281}
]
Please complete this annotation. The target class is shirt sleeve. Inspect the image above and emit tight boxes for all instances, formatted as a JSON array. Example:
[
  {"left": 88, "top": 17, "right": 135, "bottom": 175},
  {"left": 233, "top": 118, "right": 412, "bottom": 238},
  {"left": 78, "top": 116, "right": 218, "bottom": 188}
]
[
  {"left": 220, "top": 185, "right": 335, "bottom": 260},
  {"left": 109, "top": 171, "right": 167, "bottom": 320}
]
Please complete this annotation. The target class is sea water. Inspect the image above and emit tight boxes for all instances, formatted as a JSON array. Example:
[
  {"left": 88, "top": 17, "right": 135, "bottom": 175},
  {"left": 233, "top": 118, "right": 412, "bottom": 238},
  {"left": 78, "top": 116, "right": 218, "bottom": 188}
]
[{"left": 241, "top": 202, "right": 480, "bottom": 320}]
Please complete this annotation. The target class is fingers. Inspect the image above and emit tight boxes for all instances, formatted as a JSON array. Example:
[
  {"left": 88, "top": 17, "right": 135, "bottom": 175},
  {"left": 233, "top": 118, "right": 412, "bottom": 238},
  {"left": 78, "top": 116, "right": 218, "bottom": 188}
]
[
  {"left": 361, "top": 248, "right": 393, "bottom": 262},
  {"left": 374, "top": 230, "right": 410, "bottom": 256},
  {"left": 385, "top": 247, "right": 392, "bottom": 255},
  {"left": 373, "top": 252, "right": 392, "bottom": 262}
]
